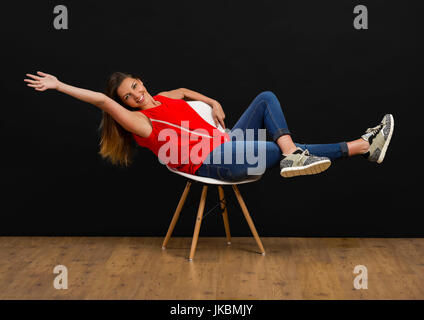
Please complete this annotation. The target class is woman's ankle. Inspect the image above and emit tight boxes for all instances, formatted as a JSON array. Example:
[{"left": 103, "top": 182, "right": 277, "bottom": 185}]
[
  {"left": 277, "top": 135, "right": 297, "bottom": 155},
  {"left": 347, "top": 138, "right": 370, "bottom": 156},
  {"left": 282, "top": 145, "right": 298, "bottom": 156}
]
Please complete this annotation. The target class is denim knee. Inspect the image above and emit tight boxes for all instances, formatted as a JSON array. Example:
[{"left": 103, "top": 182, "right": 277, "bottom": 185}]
[{"left": 257, "top": 90, "right": 277, "bottom": 101}]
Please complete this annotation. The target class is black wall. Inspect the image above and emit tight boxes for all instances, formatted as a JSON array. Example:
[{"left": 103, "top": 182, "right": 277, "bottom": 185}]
[{"left": 1, "top": 1, "right": 423, "bottom": 236}]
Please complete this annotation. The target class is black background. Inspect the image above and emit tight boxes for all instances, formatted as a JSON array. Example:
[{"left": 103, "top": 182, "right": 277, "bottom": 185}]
[{"left": 1, "top": 1, "right": 423, "bottom": 237}]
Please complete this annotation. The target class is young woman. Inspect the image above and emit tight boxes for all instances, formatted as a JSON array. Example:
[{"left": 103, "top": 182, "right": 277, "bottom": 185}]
[{"left": 24, "top": 71, "right": 394, "bottom": 182}]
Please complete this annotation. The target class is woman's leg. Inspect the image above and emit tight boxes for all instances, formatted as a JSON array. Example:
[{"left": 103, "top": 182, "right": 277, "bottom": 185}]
[
  {"left": 293, "top": 142, "right": 350, "bottom": 160},
  {"left": 196, "top": 91, "right": 325, "bottom": 180},
  {"left": 196, "top": 92, "right": 393, "bottom": 180},
  {"left": 196, "top": 139, "right": 371, "bottom": 181},
  {"left": 196, "top": 91, "right": 334, "bottom": 180},
  {"left": 230, "top": 91, "right": 298, "bottom": 154},
  {"left": 230, "top": 91, "right": 368, "bottom": 161},
  {"left": 293, "top": 137, "right": 372, "bottom": 160}
]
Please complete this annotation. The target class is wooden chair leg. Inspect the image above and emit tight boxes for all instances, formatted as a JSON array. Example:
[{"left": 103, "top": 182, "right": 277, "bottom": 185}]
[
  {"left": 188, "top": 185, "right": 208, "bottom": 261},
  {"left": 232, "top": 185, "right": 265, "bottom": 255},
  {"left": 162, "top": 181, "right": 192, "bottom": 249},
  {"left": 218, "top": 186, "right": 231, "bottom": 245}
]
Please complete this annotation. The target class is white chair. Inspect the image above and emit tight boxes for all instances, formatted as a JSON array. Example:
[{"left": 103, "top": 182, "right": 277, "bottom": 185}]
[{"left": 162, "top": 101, "right": 265, "bottom": 261}]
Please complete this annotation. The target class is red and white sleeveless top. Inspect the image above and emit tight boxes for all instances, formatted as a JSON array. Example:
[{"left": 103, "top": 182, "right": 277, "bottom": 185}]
[{"left": 132, "top": 95, "right": 230, "bottom": 175}]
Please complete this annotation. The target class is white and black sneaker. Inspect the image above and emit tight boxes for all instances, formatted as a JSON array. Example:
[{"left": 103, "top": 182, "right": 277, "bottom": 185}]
[
  {"left": 361, "top": 114, "right": 394, "bottom": 163},
  {"left": 280, "top": 148, "right": 331, "bottom": 178}
]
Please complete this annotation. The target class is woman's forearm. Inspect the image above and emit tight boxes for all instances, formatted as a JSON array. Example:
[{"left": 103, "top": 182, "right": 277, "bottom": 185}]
[
  {"left": 57, "top": 81, "right": 105, "bottom": 107},
  {"left": 180, "top": 88, "right": 216, "bottom": 106}
]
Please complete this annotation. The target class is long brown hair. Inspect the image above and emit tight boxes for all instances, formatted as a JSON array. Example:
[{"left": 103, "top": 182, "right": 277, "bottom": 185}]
[{"left": 98, "top": 72, "right": 139, "bottom": 167}]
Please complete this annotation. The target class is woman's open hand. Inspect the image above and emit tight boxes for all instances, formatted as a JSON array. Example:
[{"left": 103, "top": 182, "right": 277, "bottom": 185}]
[
  {"left": 24, "top": 71, "right": 60, "bottom": 91},
  {"left": 211, "top": 100, "right": 226, "bottom": 129}
]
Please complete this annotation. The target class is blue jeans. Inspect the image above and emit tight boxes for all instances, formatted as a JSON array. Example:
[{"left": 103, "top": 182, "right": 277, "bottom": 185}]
[{"left": 195, "top": 91, "right": 349, "bottom": 182}]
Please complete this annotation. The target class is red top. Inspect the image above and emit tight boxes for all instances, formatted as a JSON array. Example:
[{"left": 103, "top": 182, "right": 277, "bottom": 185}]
[{"left": 132, "top": 95, "right": 230, "bottom": 175}]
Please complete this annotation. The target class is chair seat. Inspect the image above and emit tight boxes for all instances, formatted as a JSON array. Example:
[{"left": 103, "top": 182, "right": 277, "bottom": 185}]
[{"left": 166, "top": 165, "right": 262, "bottom": 185}]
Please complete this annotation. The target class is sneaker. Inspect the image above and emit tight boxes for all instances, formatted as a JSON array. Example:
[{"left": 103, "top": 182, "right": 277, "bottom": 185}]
[
  {"left": 280, "top": 147, "right": 331, "bottom": 178},
  {"left": 361, "top": 114, "right": 394, "bottom": 163}
]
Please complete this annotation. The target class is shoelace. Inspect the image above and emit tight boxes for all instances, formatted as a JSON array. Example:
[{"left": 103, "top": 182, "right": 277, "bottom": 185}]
[
  {"left": 365, "top": 122, "right": 384, "bottom": 137},
  {"left": 299, "top": 148, "right": 311, "bottom": 160},
  {"left": 283, "top": 148, "right": 312, "bottom": 160}
]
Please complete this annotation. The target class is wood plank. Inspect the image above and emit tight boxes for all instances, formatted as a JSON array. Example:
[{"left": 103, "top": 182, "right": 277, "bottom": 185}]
[{"left": 1, "top": 237, "right": 424, "bottom": 299}]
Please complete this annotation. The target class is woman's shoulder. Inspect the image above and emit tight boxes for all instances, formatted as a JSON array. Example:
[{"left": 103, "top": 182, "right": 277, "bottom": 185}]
[
  {"left": 154, "top": 93, "right": 183, "bottom": 101},
  {"left": 153, "top": 93, "right": 167, "bottom": 99},
  {"left": 152, "top": 94, "right": 169, "bottom": 105}
]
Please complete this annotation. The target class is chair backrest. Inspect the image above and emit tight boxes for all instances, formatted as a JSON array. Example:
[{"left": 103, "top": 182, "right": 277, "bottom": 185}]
[{"left": 186, "top": 101, "right": 226, "bottom": 133}]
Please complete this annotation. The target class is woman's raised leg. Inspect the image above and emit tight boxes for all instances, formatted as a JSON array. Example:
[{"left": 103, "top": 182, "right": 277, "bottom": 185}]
[
  {"left": 229, "top": 91, "right": 332, "bottom": 177},
  {"left": 294, "top": 114, "right": 394, "bottom": 162},
  {"left": 230, "top": 91, "right": 297, "bottom": 154},
  {"left": 196, "top": 93, "right": 394, "bottom": 180}
]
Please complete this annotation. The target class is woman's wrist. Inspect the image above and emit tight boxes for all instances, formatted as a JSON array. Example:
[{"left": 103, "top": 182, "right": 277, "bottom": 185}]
[{"left": 56, "top": 80, "right": 64, "bottom": 91}]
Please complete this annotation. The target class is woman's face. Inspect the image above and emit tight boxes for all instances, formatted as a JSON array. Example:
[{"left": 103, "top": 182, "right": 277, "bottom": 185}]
[{"left": 116, "top": 77, "right": 149, "bottom": 109}]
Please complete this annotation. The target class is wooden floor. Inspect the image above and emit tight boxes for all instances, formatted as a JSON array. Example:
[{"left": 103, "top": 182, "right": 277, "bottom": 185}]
[{"left": 1, "top": 237, "right": 424, "bottom": 299}]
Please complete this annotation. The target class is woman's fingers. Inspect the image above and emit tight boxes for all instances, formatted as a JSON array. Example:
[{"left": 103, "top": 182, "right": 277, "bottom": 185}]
[
  {"left": 26, "top": 73, "right": 42, "bottom": 80},
  {"left": 27, "top": 83, "right": 43, "bottom": 88},
  {"left": 212, "top": 115, "right": 219, "bottom": 127},
  {"left": 218, "top": 117, "right": 226, "bottom": 129},
  {"left": 24, "top": 79, "right": 39, "bottom": 84},
  {"left": 36, "top": 71, "right": 49, "bottom": 76},
  {"left": 212, "top": 107, "right": 226, "bottom": 128},
  {"left": 213, "top": 116, "right": 225, "bottom": 128},
  {"left": 214, "top": 113, "right": 225, "bottom": 129},
  {"left": 217, "top": 110, "right": 226, "bottom": 128},
  {"left": 25, "top": 73, "right": 48, "bottom": 91}
]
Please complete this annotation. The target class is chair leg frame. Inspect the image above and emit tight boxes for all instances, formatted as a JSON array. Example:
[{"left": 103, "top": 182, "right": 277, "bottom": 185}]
[
  {"left": 232, "top": 185, "right": 266, "bottom": 255},
  {"left": 188, "top": 185, "right": 208, "bottom": 261},
  {"left": 218, "top": 186, "right": 232, "bottom": 245},
  {"left": 162, "top": 181, "right": 192, "bottom": 249},
  {"left": 162, "top": 182, "right": 265, "bottom": 260}
]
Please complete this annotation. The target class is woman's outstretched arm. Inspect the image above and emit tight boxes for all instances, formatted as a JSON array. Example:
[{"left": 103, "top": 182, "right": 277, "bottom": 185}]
[
  {"left": 25, "top": 71, "right": 104, "bottom": 106},
  {"left": 24, "top": 71, "right": 152, "bottom": 137}
]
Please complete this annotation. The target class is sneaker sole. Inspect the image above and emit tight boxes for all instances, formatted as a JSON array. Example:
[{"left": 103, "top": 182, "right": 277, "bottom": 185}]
[
  {"left": 280, "top": 159, "right": 331, "bottom": 178},
  {"left": 377, "top": 114, "right": 394, "bottom": 164}
]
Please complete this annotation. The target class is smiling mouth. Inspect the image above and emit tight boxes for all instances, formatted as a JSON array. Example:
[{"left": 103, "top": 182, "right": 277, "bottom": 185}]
[{"left": 137, "top": 94, "right": 144, "bottom": 103}]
